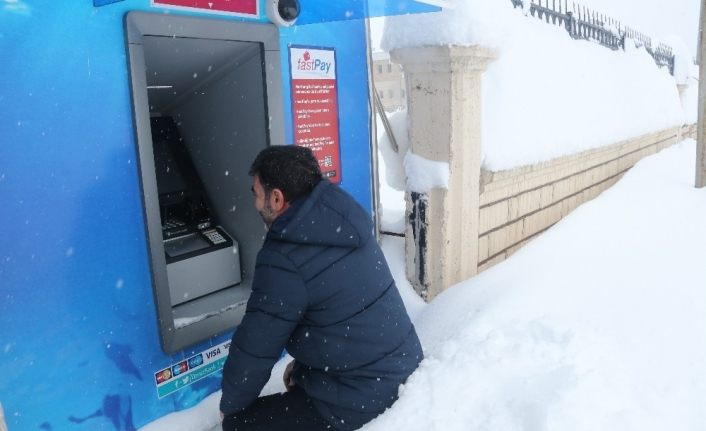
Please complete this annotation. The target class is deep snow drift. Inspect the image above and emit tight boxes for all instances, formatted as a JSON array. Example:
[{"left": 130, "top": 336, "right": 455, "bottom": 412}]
[{"left": 364, "top": 139, "right": 706, "bottom": 431}]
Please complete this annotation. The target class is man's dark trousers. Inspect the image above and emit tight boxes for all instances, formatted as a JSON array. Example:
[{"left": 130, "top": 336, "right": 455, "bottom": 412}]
[{"left": 222, "top": 387, "right": 331, "bottom": 431}]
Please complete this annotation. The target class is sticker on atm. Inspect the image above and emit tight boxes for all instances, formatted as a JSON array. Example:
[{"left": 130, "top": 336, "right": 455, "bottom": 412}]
[
  {"left": 154, "top": 340, "right": 231, "bottom": 398},
  {"left": 172, "top": 361, "right": 188, "bottom": 377},
  {"left": 289, "top": 46, "right": 342, "bottom": 184},
  {"left": 188, "top": 354, "right": 204, "bottom": 369},
  {"left": 155, "top": 368, "right": 173, "bottom": 384}
]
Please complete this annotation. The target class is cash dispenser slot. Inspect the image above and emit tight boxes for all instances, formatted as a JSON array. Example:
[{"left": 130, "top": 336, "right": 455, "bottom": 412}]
[
  {"left": 165, "top": 228, "right": 241, "bottom": 306},
  {"left": 126, "top": 11, "right": 283, "bottom": 353}
]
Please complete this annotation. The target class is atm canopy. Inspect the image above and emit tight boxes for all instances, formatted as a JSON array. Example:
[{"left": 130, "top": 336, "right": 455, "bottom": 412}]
[{"left": 295, "top": 0, "right": 444, "bottom": 24}]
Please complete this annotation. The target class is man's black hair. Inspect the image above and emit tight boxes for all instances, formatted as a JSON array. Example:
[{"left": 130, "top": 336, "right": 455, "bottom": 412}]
[{"left": 249, "top": 146, "right": 323, "bottom": 202}]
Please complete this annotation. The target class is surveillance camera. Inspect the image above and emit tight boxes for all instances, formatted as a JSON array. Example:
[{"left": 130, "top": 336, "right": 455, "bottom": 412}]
[{"left": 266, "top": 0, "right": 300, "bottom": 27}]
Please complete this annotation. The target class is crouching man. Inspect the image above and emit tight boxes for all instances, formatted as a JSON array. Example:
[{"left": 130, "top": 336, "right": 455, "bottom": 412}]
[{"left": 220, "top": 146, "right": 423, "bottom": 430}]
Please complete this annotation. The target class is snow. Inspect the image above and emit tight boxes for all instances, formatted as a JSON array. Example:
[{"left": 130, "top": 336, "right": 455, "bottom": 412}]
[
  {"left": 380, "top": 236, "right": 426, "bottom": 321},
  {"left": 173, "top": 301, "right": 247, "bottom": 330},
  {"left": 139, "top": 393, "right": 221, "bottom": 431},
  {"left": 403, "top": 152, "right": 449, "bottom": 193},
  {"left": 377, "top": 161, "right": 405, "bottom": 233},
  {"left": 377, "top": 110, "right": 408, "bottom": 233},
  {"left": 666, "top": 34, "right": 696, "bottom": 86},
  {"left": 379, "top": 116, "right": 450, "bottom": 194},
  {"left": 377, "top": 110, "right": 409, "bottom": 192},
  {"left": 520, "top": 0, "right": 532, "bottom": 16},
  {"left": 382, "top": 0, "right": 695, "bottom": 171},
  {"left": 681, "top": 76, "right": 700, "bottom": 124},
  {"left": 571, "top": 0, "right": 700, "bottom": 56},
  {"left": 363, "top": 139, "right": 706, "bottom": 431}
]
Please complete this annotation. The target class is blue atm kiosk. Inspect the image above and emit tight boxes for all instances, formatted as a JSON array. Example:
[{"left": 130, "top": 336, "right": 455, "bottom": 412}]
[{"left": 0, "top": 1, "right": 439, "bottom": 429}]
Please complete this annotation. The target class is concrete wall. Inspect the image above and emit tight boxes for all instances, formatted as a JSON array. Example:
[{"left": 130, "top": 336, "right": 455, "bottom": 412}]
[
  {"left": 392, "top": 44, "right": 697, "bottom": 300},
  {"left": 393, "top": 46, "right": 495, "bottom": 300},
  {"left": 477, "top": 123, "right": 697, "bottom": 272}
]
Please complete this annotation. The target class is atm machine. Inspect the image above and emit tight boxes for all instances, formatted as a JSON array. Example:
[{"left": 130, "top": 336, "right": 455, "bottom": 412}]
[
  {"left": 126, "top": 13, "right": 283, "bottom": 352},
  {"left": 0, "top": 1, "right": 443, "bottom": 429},
  {"left": 150, "top": 116, "right": 241, "bottom": 307}
]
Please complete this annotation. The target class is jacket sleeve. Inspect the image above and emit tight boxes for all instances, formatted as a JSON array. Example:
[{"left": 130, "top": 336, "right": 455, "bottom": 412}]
[{"left": 220, "top": 248, "right": 307, "bottom": 415}]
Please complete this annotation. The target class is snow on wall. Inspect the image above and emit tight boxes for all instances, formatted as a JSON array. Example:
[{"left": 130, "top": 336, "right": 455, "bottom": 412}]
[
  {"left": 376, "top": 111, "right": 408, "bottom": 233},
  {"left": 681, "top": 76, "right": 700, "bottom": 125},
  {"left": 665, "top": 34, "right": 695, "bottom": 86},
  {"left": 382, "top": 0, "right": 691, "bottom": 171},
  {"left": 378, "top": 110, "right": 410, "bottom": 192},
  {"left": 404, "top": 152, "right": 449, "bottom": 193},
  {"left": 577, "top": 0, "right": 700, "bottom": 55}
]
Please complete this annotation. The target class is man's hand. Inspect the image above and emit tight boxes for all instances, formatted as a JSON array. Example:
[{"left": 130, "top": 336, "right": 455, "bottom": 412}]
[
  {"left": 220, "top": 411, "right": 224, "bottom": 422},
  {"left": 283, "top": 359, "right": 297, "bottom": 391}
]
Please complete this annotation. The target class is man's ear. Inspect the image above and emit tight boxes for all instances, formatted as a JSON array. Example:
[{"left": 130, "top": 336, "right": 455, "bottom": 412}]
[{"left": 269, "top": 188, "right": 287, "bottom": 212}]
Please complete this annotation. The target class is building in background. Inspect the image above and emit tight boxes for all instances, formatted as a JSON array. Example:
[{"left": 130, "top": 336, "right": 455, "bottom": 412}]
[{"left": 372, "top": 51, "right": 406, "bottom": 112}]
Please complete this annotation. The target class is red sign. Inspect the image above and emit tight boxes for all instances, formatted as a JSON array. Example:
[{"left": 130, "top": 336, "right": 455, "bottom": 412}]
[
  {"left": 153, "top": 0, "right": 257, "bottom": 16},
  {"left": 289, "top": 47, "right": 342, "bottom": 184}
]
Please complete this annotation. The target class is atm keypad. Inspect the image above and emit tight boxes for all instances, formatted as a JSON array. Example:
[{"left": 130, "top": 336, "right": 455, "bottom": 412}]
[{"left": 203, "top": 229, "right": 226, "bottom": 245}]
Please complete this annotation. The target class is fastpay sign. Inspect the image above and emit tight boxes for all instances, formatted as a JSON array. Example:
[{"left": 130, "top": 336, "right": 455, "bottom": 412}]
[{"left": 289, "top": 46, "right": 342, "bottom": 184}]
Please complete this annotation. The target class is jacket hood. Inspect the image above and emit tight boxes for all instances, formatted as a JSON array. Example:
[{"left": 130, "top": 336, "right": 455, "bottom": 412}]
[{"left": 267, "top": 180, "right": 372, "bottom": 248}]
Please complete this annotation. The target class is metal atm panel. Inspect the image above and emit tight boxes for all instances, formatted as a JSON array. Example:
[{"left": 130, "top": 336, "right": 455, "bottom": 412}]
[{"left": 165, "top": 229, "right": 241, "bottom": 306}]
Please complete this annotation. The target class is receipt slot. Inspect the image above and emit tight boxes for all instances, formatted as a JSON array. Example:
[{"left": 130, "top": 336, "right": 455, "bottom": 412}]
[{"left": 126, "top": 12, "right": 285, "bottom": 352}]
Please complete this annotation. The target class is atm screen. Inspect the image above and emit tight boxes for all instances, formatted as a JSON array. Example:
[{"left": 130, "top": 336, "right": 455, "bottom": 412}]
[
  {"left": 151, "top": 116, "right": 195, "bottom": 198},
  {"left": 149, "top": 116, "right": 214, "bottom": 237}
]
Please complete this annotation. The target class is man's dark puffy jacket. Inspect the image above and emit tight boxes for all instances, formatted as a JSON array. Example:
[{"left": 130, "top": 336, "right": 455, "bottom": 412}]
[{"left": 220, "top": 179, "right": 423, "bottom": 430}]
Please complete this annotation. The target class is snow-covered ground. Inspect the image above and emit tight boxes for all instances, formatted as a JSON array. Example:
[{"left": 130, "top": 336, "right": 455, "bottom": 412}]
[
  {"left": 143, "top": 138, "right": 706, "bottom": 431},
  {"left": 366, "top": 138, "right": 706, "bottom": 431}
]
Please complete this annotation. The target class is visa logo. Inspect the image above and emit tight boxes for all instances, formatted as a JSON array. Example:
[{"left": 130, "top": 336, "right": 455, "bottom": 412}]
[{"left": 206, "top": 348, "right": 221, "bottom": 359}]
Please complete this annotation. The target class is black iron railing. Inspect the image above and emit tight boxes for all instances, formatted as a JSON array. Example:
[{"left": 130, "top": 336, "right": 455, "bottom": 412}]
[{"left": 510, "top": 0, "right": 675, "bottom": 75}]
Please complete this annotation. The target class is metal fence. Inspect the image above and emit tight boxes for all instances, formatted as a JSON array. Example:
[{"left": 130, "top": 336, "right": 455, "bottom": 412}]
[{"left": 510, "top": 0, "right": 675, "bottom": 75}]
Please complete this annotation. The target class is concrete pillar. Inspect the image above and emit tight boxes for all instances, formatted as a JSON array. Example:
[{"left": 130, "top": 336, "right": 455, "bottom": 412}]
[
  {"left": 391, "top": 46, "right": 496, "bottom": 300},
  {"left": 697, "top": 0, "right": 706, "bottom": 188}
]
